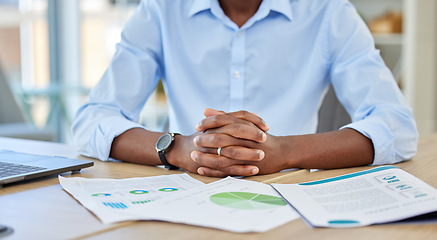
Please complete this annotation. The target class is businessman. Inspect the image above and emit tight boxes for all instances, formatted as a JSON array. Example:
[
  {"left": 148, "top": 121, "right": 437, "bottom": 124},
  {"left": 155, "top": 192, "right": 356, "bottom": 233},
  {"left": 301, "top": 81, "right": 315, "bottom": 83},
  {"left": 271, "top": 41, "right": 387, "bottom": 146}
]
[{"left": 72, "top": 0, "right": 418, "bottom": 177}]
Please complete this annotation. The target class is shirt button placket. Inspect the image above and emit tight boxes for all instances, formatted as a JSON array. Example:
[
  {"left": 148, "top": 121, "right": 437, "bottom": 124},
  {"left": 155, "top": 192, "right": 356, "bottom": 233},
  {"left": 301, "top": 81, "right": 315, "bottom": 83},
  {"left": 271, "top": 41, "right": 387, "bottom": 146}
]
[
  {"left": 233, "top": 71, "right": 241, "bottom": 79},
  {"left": 229, "top": 30, "right": 245, "bottom": 112}
]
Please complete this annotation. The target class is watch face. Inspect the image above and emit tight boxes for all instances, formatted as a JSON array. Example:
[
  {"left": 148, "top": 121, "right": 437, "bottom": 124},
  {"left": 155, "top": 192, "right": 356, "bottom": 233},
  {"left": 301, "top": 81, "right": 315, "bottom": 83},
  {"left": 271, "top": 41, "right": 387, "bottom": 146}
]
[{"left": 156, "top": 133, "right": 172, "bottom": 151}]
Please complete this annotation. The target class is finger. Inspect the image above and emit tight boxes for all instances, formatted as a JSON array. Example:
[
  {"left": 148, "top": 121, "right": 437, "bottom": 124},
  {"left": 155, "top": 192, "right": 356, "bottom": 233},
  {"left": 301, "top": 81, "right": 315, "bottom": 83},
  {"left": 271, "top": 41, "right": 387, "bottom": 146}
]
[
  {"left": 194, "top": 145, "right": 265, "bottom": 161},
  {"left": 193, "top": 145, "right": 264, "bottom": 161},
  {"left": 197, "top": 165, "right": 259, "bottom": 177},
  {"left": 226, "top": 110, "right": 269, "bottom": 132},
  {"left": 197, "top": 110, "right": 269, "bottom": 132},
  {"left": 195, "top": 147, "right": 219, "bottom": 155},
  {"left": 197, "top": 168, "right": 228, "bottom": 178},
  {"left": 217, "top": 110, "right": 270, "bottom": 132},
  {"left": 196, "top": 114, "right": 255, "bottom": 132},
  {"left": 218, "top": 146, "right": 265, "bottom": 161},
  {"left": 204, "top": 123, "right": 267, "bottom": 143},
  {"left": 193, "top": 133, "right": 256, "bottom": 148},
  {"left": 191, "top": 151, "right": 245, "bottom": 169},
  {"left": 196, "top": 114, "right": 261, "bottom": 134}
]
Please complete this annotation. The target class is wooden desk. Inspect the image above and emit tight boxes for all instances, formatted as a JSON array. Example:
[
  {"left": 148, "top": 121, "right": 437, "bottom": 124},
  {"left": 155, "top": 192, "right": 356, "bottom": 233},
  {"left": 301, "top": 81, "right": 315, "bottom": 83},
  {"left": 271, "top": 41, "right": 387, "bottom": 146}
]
[{"left": 0, "top": 135, "right": 436, "bottom": 240}]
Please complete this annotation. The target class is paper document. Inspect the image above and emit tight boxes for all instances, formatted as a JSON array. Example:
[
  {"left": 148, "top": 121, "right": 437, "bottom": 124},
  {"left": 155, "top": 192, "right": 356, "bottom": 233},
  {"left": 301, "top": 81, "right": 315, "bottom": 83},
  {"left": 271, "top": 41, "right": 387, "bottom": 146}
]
[
  {"left": 117, "top": 177, "right": 299, "bottom": 232},
  {"left": 272, "top": 166, "right": 437, "bottom": 228},
  {"left": 59, "top": 173, "right": 205, "bottom": 224}
]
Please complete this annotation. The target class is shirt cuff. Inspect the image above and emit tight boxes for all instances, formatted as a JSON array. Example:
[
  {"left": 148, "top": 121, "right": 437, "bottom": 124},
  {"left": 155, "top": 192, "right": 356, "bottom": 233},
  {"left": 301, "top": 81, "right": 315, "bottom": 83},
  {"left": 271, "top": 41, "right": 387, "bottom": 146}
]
[
  {"left": 340, "top": 118, "right": 396, "bottom": 166},
  {"left": 87, "top": 116, "right": 146, "bottom": 161}
]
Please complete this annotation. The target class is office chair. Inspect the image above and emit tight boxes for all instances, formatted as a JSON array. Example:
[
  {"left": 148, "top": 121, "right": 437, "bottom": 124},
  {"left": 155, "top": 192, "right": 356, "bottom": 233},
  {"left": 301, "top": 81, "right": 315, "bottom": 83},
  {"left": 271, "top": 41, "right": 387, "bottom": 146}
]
[{"left": 317, "top": 85, "right": 351, "bottom": 133}]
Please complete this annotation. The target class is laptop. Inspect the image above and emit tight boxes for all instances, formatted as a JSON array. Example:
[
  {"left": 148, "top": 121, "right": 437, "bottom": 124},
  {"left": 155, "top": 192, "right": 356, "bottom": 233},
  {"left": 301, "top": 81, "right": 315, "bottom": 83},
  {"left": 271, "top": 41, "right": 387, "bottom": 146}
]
[{"left": 0, "top": 149, "right": 93, "bottom": 187}]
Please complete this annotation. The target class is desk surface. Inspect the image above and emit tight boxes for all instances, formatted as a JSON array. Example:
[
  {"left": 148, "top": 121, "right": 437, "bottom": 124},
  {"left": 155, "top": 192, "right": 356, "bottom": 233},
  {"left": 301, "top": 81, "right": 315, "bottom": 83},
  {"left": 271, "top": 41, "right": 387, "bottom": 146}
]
[{"left": 0, "top": 135, "right": 436, "bottom": 240}]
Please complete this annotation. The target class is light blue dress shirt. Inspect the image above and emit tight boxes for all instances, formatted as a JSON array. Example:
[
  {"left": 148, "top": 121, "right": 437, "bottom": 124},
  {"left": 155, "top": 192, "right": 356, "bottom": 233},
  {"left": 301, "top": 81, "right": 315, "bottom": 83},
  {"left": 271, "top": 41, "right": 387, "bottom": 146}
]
[{"left": 72, "top": 0, "right": 418, "bottom": 166}]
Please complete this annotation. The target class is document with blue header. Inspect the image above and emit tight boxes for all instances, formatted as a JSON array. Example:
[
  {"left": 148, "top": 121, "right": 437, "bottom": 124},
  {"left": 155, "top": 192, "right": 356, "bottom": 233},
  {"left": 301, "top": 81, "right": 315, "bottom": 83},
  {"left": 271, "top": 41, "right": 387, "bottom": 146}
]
[{"left": 272, "top": 166, "right": 437, "bottom": 228}]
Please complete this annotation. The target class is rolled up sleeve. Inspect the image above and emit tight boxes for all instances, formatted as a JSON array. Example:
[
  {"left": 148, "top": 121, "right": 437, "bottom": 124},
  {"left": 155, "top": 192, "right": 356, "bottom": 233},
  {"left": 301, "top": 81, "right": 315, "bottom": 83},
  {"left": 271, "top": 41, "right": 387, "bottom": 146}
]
[
  {"left": 326, "top": 0, "right": 418, "bottom": 165},
  {"left": 71, "top": 1, "right": 162, "bottom": 160}
]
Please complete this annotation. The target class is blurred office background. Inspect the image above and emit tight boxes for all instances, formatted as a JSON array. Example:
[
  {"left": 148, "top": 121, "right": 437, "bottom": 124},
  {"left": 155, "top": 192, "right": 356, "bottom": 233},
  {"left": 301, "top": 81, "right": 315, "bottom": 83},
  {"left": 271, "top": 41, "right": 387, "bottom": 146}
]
[{"left": 0, "top": 0, "right": 436, "bottom": 144}]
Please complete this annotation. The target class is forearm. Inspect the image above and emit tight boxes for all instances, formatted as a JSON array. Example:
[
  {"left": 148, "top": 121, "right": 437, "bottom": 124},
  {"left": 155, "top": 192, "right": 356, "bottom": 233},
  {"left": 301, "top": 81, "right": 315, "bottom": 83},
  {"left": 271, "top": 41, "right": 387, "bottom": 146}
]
[
  {"left": 283, "top": 128, "right": 374, "bottom": 169},
  {"left": 110, "top": 128, "right": 163, "bottom": 165},
  {"left": 110, "top": 128, "right": 201, "bottom": 173}
]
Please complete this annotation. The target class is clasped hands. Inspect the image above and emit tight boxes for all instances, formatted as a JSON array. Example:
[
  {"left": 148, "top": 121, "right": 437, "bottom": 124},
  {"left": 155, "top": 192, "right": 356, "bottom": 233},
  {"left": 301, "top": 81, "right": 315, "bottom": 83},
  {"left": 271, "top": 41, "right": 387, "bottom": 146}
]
[{"left": 179, "top": 108, "right": 288, "bottom": 177}]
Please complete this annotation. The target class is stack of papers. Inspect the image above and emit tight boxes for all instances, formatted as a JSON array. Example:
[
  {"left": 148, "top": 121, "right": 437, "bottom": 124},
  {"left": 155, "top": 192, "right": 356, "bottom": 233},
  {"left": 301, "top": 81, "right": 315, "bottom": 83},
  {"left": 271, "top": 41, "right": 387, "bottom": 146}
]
[
  {"left": 60, "top": 166, "right": 437, "bottom": 232},
  {"left": 60, "top": 174, "right": 299, "bottom": 233}
]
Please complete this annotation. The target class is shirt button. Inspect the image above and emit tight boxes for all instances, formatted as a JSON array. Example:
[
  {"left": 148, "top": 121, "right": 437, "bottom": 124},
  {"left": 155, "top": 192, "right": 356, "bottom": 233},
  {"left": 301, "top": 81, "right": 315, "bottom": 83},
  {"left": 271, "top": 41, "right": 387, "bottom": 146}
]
[
  {"left": 237, "top": 31, "right": 242, "bottom": 37},
  {"left": 233, "top": 71, "right": 241, "bottom": 78}
]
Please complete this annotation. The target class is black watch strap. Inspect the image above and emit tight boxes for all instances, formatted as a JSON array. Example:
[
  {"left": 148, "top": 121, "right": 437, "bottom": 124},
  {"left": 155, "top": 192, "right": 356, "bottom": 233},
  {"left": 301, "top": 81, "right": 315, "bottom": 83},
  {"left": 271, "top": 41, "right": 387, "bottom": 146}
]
[
  {"left": 158, "top": 151, "right": 179, "bottom": 170},
  {"left": 156, "top": 133, "right": 180, "bottom": 170}
]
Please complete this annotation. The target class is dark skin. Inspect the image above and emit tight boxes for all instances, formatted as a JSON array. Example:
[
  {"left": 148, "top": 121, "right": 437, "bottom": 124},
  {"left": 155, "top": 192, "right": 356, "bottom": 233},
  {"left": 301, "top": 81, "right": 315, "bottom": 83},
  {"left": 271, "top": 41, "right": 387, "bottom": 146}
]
[
  {"left": 109, "top": 0, "right": 375, "bottom": 177},
  {"left": 218, "top": 0, "right": 263, "bottom": 27}
]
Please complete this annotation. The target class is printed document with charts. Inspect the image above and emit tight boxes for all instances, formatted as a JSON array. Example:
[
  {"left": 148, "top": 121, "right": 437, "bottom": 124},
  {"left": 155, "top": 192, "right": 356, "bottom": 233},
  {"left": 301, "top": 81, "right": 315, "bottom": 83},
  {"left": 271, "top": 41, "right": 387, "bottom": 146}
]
[
  {"left": 117, "top": 176, "right": 299, "bottom": 232},
  {"left": 59, "top": 174, "right": 205, "bottom": 224},
  {"left": 272, "top": 166, "right": 437, "bottom": 228},
  {"left": 60, "top": 174, "right": 299, "bottom": 232}
]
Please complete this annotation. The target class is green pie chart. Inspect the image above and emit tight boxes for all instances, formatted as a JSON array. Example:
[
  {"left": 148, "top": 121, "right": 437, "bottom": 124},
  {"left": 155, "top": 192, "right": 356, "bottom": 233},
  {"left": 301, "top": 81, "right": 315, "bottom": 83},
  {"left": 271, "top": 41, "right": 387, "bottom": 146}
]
[
  {"left": 129, "top": 190, "right": 149, "bottom": 194},
  {"left": 159, "top": 187, "right": 178, "bottom": 192},
  {"left": 210, "top": 192, "right": 287, "bottom": 210}
]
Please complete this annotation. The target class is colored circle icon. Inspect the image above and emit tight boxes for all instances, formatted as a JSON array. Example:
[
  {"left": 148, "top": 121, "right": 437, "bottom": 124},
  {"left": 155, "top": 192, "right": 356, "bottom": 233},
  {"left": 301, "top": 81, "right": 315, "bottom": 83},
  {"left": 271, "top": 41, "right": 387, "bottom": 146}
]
[
  {"left": 129, "top": 190, "right": 149, "bottom": 194},
  {"left": 159, "top": 188, "right": 178, "bottom": 192},
  {"left": 91, "top": 193, "right": 111, "bottom": 197},
  {"left": 210, "top": 192, "right": 287, "bottom": 210}
]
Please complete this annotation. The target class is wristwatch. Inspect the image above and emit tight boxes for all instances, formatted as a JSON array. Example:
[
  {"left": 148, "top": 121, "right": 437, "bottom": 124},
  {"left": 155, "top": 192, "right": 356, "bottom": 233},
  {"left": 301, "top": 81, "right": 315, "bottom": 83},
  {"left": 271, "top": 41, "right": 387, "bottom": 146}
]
[{"left": 155, "top": 133, "right": 180, "bottom": 170}]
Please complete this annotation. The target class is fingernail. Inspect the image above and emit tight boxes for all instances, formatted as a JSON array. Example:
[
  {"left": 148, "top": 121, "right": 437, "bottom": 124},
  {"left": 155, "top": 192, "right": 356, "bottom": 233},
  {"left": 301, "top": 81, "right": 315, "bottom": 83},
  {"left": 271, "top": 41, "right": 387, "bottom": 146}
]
[
  {"left": 251, "top": 167, "right": 259, "bottom": 175},
  {"left": 193, "top": 136, "right": 199, "bottom": 146},
  {"left": 198, "top": 168, "right": 205, "bottom": 175},
  {"left": 258, "top": 150, "right": 265, "bottom": 160},
  {"left": 263, "top": 120, "right": 270, "bottom": 130},
  {"left": 261, "top": 132, "right": 267, "bottom": 142},
  {"left": 195, "top": 122, "right": 202, "bottom": 131},
  {"left": 190, "top": 151, "right": 198, "bottom": 162}
]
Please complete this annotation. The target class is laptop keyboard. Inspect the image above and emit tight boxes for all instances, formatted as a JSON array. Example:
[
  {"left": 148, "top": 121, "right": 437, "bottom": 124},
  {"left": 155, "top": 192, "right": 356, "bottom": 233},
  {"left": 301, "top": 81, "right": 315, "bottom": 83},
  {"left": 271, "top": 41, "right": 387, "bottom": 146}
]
[{"left": 0, "top": 161, "right": 47, "bottom": 178}]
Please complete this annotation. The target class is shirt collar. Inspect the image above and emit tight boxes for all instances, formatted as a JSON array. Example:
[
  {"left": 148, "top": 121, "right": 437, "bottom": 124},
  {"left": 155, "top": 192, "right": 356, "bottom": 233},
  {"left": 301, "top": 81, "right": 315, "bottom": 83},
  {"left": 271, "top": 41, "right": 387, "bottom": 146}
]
[
  {"left": 188, "top": 0, "right": 293, "bottom": 22},
  {"left": 188, "top": 0, "right": 212, "bottom": 17},
  {"left": 270, "top": 0, "right": 293, "bottom": 21}
]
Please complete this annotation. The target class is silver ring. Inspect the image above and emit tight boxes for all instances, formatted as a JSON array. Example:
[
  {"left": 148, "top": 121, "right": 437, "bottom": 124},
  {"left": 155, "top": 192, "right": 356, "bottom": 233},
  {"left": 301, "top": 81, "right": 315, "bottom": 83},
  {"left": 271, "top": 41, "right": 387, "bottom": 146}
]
[{"left": 217, "top": 147, "right": 222, "bottom": 156}]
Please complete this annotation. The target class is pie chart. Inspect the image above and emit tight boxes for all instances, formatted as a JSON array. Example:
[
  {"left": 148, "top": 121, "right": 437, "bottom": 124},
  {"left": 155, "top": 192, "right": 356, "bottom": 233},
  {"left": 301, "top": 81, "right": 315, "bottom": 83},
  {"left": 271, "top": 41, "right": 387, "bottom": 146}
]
[
  {"left": 159, "top": 187, "right": 178, "bottom": 192},
  {"left": 210, "top": 192, "right": 287, "bottom": 210},
  {"left": 129, "top": 190, "right": 149, "bottom": 194}
]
